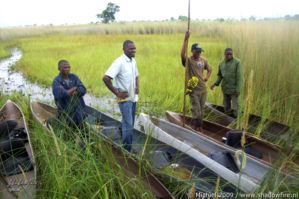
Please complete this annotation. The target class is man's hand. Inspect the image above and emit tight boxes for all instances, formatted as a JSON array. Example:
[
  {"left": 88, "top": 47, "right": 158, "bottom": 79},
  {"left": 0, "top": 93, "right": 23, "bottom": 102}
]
[
  {"left": 204, "top": 77, "right": 209, "bottom": 82},
  {"left": 67, "top": 87, "right": 77, "bottom": 96},
  {"left": 135, "top": 87, "right": 139, "bottom": 94},
  {"left": 234, "top": 92, "right": 240, "bottom": 97},
  {"left": 117, "top": 91, "right": 129, "bottom": 99},
  {"left": 184, "top": 31, "right": 190, "bottom": 41},
  {"left": 210, "top": 84, "right": 216, "bottom": 90},
  {"left": 60, "top": 85, "right": 64, "bottom": 89}
]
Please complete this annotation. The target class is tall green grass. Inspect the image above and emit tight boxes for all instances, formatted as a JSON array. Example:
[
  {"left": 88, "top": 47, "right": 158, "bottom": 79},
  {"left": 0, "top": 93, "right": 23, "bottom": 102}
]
[
  {"left": 32, "top": 125, "right": 162, "bottom": 199},
  {"left": 0, "top": 41, "right": 16, "bottom": 59},
  {"left": 0, "top": 92, "right": 231, "bottom": 198},
  {"left": 6, "top": 20, "right": 298, "bottom": 130},
  {"left": 0, "top": 92, "right": 298, "bottom": 197},
  {"left": 224, "top": 21, "right": 299, "bottom": 129},
  {"left": 2, "top": 21, "right": 297, "bottom": 195},
  {"left": 0, "top": 21, "right": 298, "bottom": 144},
  {"left": 0, "top": 21, "right": 199, "bottom": 41},
  {"left": 12, "top": 33, "right": 224, "bottom": 113},
  {"left": 0, "top": 93, "right": 161, "bottom": 198}
]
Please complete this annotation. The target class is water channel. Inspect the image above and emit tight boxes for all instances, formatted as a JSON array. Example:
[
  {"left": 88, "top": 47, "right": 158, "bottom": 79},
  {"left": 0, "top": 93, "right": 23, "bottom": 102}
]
[{"left": 0, "top": 47, "right": 120, "bottom": 116}]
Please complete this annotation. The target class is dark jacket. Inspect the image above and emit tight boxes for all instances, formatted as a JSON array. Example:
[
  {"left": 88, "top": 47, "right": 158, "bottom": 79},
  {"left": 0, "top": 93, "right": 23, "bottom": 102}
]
[
  {"left": 52, "top": 73, "right": 86, "bottom": 126},
  {"left": 214, "top": 57, "right": 242, "bottom": 94}
]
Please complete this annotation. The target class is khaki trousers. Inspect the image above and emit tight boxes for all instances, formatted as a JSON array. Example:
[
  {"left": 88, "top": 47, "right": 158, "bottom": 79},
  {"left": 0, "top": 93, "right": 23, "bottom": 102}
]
[{"left": 189, "top": 88, "right": 207, "bottom": 126}]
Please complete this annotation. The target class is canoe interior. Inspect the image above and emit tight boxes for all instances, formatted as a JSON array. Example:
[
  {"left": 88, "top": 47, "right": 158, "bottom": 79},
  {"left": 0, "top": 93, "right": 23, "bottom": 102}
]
[
  {"left": 0, "top": 101, "right": 36, "bottom": 199},
  {"left": 30, "top": 101, "right": 57, "bottom": 127},
  {"left": 31, "top": 101, "right": 239, "bottom": 194},
  {"left": 206, "top": 103, "right": 290, "bottom": 141},
  {"left": 165, "top": 111, "right": 287, "bottom": 166},
  {"left": 204, "top": 103, "right": 234, "bottom": 126},
  {"left": 165, "top": 111, "right": 299, "bottom": 185},
  {"left": 102, "top": 137, "right": 174, "bottom": 198},
  {"left": 31, "top": 101, "right": 175, "bottom": 198},
  {"left": 84, "top": 106, "right": 238, "bottom": 193}
]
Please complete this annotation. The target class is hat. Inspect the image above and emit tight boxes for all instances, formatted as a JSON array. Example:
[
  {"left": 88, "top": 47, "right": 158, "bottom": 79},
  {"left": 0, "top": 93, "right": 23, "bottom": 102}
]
[{"left": 191, "top": 43, "right": 204, "bottom": 52}]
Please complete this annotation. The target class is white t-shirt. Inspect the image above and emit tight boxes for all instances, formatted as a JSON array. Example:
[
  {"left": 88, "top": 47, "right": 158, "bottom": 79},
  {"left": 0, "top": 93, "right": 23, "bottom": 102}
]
[{"left": 105, "top": 54, "right": 139, "bottom": 102}]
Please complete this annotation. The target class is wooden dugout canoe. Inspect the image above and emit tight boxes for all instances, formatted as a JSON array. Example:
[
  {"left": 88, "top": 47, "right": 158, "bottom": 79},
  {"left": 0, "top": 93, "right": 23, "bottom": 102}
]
[
  {"left": 0, "top": 100, "right": 36, "bottom": 199},
  {"left": 30, "top": 100, "right": 174, "bottom": 199},
  {"left": 165, "top": 111, "right": 298, "bottom": 165},
  {"left": 82, "top": 105, "right": 242, "bottom": 195},
  {"left": 30, "top": 100, "right": 241, "bottom": 196},
  {"left": 165, "top": 111, "right": 298, "bottom": 170},
  {"left": 204, "top": 102, "right": 291, "bottom": 143},
  {"left": 139, "top": 113, "right": 260, "bottom": 193},
  {"left": 139, "top": 112, "right": 298, "bottom": 193}
]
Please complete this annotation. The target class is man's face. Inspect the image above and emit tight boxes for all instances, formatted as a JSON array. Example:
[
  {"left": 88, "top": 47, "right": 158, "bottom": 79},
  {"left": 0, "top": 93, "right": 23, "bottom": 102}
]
[
  {"left": 191, "top": 50, "right": 201, "bottom": 58},
  {"left": 59, "top": 62, "right": 71, "bottom": 76},
  {"left": 124, "top": 43, "right": 136, "bottom": 58},
  {"left": 225, "top": 51, "right": 233, "bottom": 60}
]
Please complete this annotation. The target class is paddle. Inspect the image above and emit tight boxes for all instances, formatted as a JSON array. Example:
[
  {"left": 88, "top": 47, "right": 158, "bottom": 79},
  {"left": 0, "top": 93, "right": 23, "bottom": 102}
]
[{"left": 183, "top": 0, "right": 191, "bottom": 127}]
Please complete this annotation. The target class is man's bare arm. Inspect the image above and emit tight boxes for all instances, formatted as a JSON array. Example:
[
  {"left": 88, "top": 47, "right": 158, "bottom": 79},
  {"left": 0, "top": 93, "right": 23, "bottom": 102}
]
[
  {"left": 205, "top": 66, "right": 212, "bottom": 82},
  {"left": 59, "top": 85, "right": 77, "bottom": 96},
  {"left": 181, "top": 31, "right": 190, "bottom": 65},
  {"left": 102, "top": 75, "right": 128, "bottom": 99},
  {"left": 67, "top": 87, "right": 77, "bottom": 96}
]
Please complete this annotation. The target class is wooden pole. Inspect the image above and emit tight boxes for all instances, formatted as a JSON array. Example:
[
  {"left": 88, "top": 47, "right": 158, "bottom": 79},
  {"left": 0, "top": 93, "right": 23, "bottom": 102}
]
[{"left": 183, "top": 0, "right": 191, "bottom": 127}]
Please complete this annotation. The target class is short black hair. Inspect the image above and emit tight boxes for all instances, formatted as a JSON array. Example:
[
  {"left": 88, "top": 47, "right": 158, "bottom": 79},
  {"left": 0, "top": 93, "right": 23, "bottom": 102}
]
[
  {"left": 225, "top": 48, "right": 233, "bottom": 52},
  {"left": 123, "top": 40, "right": 134, "bottom": 49},
  {"left": 58, "top": 60, "right": 68, "bottom": 70}
]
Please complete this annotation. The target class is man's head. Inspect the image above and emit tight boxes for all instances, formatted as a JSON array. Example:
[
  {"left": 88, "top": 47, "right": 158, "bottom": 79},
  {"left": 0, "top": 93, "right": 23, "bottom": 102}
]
[
  {"left": 58, "top": 60, "right": 70, "bottom": 76},
  {"left": 191, "top": 43, "right": 204, "bottom": 58},
  {"left": 224, "top": 48, "right": 233, "bottom": 61},
  {"left": 123, "top": 40, "right": 136, "bottom": 58}
]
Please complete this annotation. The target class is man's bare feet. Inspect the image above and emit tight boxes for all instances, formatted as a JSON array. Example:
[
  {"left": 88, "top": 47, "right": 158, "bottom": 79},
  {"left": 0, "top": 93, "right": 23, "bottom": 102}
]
[
  {"left": 194, "top": 126, "right": 203, "bottom": 132},
  {"left": 199, "top": 126, "right": 203, "bottom": 133},
  {"left": 131, "top": 148, "right": 139, "bottom": 154}
]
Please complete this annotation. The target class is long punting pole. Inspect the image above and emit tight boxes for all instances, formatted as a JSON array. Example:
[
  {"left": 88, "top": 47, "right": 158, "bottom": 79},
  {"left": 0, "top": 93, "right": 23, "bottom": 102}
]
[{"left": 183, "top": 0, "right": 191, "bottom": 127}]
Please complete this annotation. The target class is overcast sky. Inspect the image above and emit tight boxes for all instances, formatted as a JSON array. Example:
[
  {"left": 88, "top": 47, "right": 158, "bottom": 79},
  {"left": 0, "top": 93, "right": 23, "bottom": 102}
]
[{"left": 0, "top": 0, "right": 298, "bottom": 27}]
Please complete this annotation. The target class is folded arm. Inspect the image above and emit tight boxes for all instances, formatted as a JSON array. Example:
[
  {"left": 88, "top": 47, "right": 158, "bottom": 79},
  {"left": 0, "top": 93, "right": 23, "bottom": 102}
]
[
  {"left": 53, "top": 80, "right": 69, "bottom": 99},
  {"left": 74, "top": 76, "right": 86, "bottom": 97}
]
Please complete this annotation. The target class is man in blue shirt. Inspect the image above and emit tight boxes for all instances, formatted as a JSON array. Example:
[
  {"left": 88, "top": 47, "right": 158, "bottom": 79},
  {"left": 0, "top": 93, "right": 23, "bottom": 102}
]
[{"left": 52, "top": 60, "right": 87, "bottom": 129}]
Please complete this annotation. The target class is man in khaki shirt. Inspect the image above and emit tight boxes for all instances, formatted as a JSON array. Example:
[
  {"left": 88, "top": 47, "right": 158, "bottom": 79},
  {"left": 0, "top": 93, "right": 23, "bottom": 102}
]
[{"left": 181, "top": 31, "right": 212, "bottom": 132}]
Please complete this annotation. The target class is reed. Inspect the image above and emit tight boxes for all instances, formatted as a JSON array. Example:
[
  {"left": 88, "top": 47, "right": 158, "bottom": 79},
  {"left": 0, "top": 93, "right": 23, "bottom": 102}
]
[
  {"left": 1, "top": 21, "right": 297, "bottom": 131},
  {"left": 0, "top": 19, "right": 298, "bottom": 197}
]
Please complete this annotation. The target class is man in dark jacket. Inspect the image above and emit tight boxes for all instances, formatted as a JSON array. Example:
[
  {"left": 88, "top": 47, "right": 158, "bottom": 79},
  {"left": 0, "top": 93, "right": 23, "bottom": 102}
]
[
  {"left": 210, "top": 48, "right": 242, "bottom": 117},
  {"left": 52, "top": 60, "right": 87, "bottom": 128}
]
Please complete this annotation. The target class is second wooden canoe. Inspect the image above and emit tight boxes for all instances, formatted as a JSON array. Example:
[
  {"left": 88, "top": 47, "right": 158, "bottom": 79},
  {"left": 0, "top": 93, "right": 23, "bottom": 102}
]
[
  {"left": 204, "top": 102, "right": 291, "bottom": 143},
  {"left": 165, "top": 110, "right": 297, "bottom": 166},
  {"left": 139, "top": 112, "right": 297, "bottom": 192}
]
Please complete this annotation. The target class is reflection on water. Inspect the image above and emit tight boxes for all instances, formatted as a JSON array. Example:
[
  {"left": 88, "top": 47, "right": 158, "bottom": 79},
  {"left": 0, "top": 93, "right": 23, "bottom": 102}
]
[{"left": 0, "top": 47, "right": 119, "bottom": 115}]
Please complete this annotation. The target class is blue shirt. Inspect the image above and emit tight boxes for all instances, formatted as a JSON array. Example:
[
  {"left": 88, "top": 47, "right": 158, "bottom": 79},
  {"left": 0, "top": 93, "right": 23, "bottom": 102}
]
[{"left": 52, "top": 73, "right": 86, "bottom": 125}]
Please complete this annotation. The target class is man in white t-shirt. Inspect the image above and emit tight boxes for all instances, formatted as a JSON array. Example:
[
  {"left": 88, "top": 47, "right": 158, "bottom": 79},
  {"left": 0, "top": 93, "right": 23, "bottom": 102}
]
[{"left": 102, "top": 40, "right": 139, "bottom": 152}]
